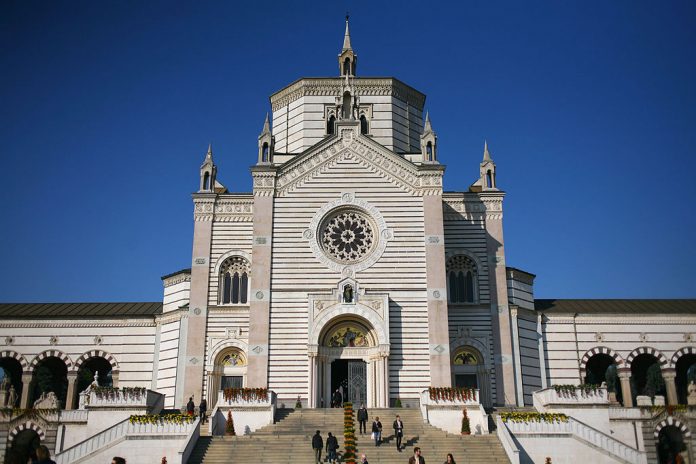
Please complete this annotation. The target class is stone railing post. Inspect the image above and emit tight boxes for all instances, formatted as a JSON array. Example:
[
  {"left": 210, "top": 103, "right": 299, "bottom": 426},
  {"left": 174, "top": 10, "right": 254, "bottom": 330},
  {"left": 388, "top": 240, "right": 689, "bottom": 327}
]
[
  {"left": 65, "top": 372, "right": 78, "bottom": 410},
  {"left": 20, "top": 373, "right": 33, "bottom": 409},
  {"left": 662, "top": 369, "right": 678, "bottom": 405}
]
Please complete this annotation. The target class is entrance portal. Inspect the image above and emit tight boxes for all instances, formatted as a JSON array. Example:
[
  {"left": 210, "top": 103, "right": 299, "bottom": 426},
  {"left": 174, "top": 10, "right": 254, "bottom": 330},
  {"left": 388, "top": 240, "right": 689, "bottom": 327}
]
[{"left": 331, "top": 359, "right": 366, "bottom": 406}]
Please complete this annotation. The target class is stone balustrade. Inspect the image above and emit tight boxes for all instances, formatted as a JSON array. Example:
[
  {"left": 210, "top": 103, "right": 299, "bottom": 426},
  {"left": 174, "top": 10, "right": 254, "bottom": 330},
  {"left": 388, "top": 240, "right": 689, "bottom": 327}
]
[
  {"left": 419, "top": 389, "right": 488, "bottom": 435},
  {"left": 56, "top": 417, "right": 198, "bottom": 464},
  {"left": 81, "top": 388, "right": 163, "bottom": 410},
  {"left": 216, "top": 389, "right": 274, "bottom": 407},
  {"left": 533, "top": 386, "right": 608, "bottom": 411},
  {"left": 503, "top": 416, "right": 646, "bottom": 464}
]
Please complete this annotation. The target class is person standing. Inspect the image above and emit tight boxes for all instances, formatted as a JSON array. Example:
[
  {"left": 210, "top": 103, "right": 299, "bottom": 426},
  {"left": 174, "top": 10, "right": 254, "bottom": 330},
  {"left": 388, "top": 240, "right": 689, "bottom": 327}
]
[
  {"left": 186, "top": 397, "right": 195, "bottom": 416},
  {"left": 34, "top": 446, "right": 56, "bottom": 464},
  {"left": 408, "top": 447, "right": 425, "bottom": 464},
  {"left": 326, "top": 432, "right": 339, "bottom": 464},
  {"left": 312, "top": 430, "right": 323, "bottom": 464},
  {"left": 393, "top": 414, "right": 404, "bottom": 451},
  {"left": 199, "top": 398, "right": 207, "bottom": 422},
  {"left": 371, "top": 416, "right": 383, "bottom": 446},
  {"left": 332, "top": 388, "right": 343, "bottom": 408},
  {"left": 357, "top": 403, "right": 368, "bottom": 435},
  {"left": 443, "top": 453, "right": 456, "bottom": 464}
]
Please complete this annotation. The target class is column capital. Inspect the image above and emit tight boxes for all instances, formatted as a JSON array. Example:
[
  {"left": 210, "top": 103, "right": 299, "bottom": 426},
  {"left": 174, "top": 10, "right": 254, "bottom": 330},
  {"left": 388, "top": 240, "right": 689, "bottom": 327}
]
[
  {"left": 661, "top": 368, "right": 677, "bottom": 379},
  {"left": 67, "top": 371, "right": 78, "bottom": 380},
  {"left": 618, "top": 368, "right": 631, "bottom": 378}
]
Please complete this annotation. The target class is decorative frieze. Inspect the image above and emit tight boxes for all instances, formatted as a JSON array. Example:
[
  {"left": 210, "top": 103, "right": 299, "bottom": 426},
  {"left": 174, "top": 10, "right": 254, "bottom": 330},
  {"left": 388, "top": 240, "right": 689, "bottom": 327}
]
[{"left": 270, "top": 77, "right": 426, "bottom": 112}]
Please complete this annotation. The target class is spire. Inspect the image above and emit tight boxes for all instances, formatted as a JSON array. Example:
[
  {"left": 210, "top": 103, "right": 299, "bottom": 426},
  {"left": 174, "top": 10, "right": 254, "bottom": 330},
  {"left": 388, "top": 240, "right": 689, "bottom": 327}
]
[
  {"left": 205, "top": 143, "right": 213, "bottom": 160},
  {"left": 483, "top": 140, "right": 491, "bottom": 161},
  {"left": 338, "top": 15, "right": 357, "bottom": 76},
  {"left": 424, "top": 112, "right": 432, "bottom": 133},
  {"left": 261, "top": 113, "right": 270, "bottom": 134},
  {"left": 343, "top": 14, "right": 352, "bottom": 51},
  {"left": 199, "top": 143, "right": 217, "bottom": 192}
]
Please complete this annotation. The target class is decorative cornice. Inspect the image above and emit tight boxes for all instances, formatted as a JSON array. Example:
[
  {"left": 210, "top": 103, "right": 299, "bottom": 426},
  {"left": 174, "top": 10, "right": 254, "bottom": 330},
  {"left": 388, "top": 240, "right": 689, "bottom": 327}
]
[
  {"left": 162, "top": 272, "right": 191, "bottom": 288},
  {"left": 0, "top": 320, "right": 157, "bottom": 328},
  {"left": 251, "top": 170, "right": 277, "bottom": 197},
  {"left": 214, "top": 197, "right": 254, "bottom": 222},
  {"left": 443, "top": 192, "right": 504, "bottom": 220},
  {"left": 543, "top": 316, "right": 696, "bottom": 325},
  {"left": 270, "top": 77, "right": 426, "bottom": 112},
  {"left": 276, "top": 126, "right": 442, "bottom": 197}
]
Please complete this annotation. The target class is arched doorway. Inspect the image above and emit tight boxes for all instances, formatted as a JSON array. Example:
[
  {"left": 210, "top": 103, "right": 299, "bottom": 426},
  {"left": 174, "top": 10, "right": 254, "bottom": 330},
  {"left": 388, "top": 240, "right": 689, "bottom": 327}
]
[
  {"left": 631, "top": 353, "right": 665, "bottom": 402},
  {"left": 311, "top": 316, "right": 388, "bottom": 408},
  {"left": 675, "top": 353, "right": 696, "bottom": 404},
  {"left": 8, "top": 429, "right": 41, "bottom": 464},
  {"left": 207, "top": 347, "right": 247, "bottom": 408},
  {"left": 0, "top": 356, "right": 23, "bottom": 407},
  {"left": 657, "top": 425, "right": 689, "bottom": 464},
  {"left": 451, "top": 346, "right": 491, "bottom": 407},
  {"left": 32, "top": 356, "right": 68, "bottom": 409}
]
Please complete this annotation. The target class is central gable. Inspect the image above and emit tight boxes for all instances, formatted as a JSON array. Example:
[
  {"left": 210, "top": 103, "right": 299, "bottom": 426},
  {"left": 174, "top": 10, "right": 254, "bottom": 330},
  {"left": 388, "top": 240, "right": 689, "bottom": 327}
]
[{"left": 275, "top": 123, "right": 442, "bottom": 197}]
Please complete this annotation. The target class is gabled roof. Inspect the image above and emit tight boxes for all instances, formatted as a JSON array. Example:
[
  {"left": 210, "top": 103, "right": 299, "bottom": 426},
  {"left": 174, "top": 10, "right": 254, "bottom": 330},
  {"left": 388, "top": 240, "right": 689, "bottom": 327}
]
[
  {"left": 535, "top": 299, "right": 696, "bottom": 315},
  {"left": 0, "top": 302, "right": 162, "bottom": 318}
]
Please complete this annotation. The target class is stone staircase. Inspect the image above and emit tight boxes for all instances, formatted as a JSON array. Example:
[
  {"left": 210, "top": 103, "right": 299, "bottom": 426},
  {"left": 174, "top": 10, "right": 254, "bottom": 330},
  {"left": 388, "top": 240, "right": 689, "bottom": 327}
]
[{"left": 188, "top": 407, "right": 510, "bottom": 463}]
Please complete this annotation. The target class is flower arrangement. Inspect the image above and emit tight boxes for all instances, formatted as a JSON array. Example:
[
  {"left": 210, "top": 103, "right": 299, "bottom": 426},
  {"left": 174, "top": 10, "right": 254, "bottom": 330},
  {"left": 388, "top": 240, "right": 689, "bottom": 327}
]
[
  {"left": 128, "top": 414, "right": 195, "bottom": 425},
  {"left": 552, "top": 384, "right": 600, "bottom": 397},
  {"left": 500, "top": 412, "right": 568, "bottom": 424},
  {"left": 428, "top": 387, "right": 476, "bottom": 402},
  {"left": 650, "top": 404, "right": 688, "bottom": 414},
  {"left": 343, "top": 402, "right": 356, "bottom": 464},
  {"left": 93, "top": 386, "right": 147, "bottom": 400},
  {"left": 226, "top": 410, "right": 236, "bottom": 436},
  {"left": 461, "top": 408, "right": 470, "bottom": 435},
  {"left": 222, "top": 387, "right": 269, "bottom": 403}
]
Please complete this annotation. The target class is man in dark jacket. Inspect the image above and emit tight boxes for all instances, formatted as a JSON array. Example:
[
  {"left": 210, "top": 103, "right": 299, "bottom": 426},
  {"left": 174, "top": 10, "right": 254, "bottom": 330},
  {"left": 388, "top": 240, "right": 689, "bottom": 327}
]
[
  {"left": 393, "top": 414, "right": 404, "bottom": 451},
  {"left": 357, "top": 403, "right": 368, "bottom": 434},
  {"left": 332, "top": 388, "right": 343, "bottom": 408},
  {"left": 312, "top": 430, "right": 323, "bottom": 464},
  {"left": 186, "top": 396, "right": 195, "bottom": 416},
  {"left": 408, "top": 446, "right": 425, "bottom": 464},
  {"left": 326, "top": 432, "right": 339, "bottom": 464},
  {"left": 199, "top": 398, "right": 207, "bottom": 422}
]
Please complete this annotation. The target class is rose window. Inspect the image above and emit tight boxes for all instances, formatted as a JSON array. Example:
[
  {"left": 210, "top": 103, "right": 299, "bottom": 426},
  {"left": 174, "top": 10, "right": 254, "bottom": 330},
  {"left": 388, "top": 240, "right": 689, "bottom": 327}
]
[{"left": 321, "top": 209, "right": 375, "bottom": 264}]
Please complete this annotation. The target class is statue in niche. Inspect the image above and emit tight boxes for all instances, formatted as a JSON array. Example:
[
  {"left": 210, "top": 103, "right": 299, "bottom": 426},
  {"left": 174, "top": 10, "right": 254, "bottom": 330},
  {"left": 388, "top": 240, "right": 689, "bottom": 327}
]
[
  {"left": 343, "top": 285, "right": 354, "bottom": 303},
  {"left": 91, "top": 371, "right": 100, "bottom": 388},
  {"left": 7, "top": 385, "right": 17, "bottom": 407},
  {"left": 688, "top": 381, "right": 696, "bottom": 406},
  {"left": 34, "top": 391, "right": 60, "bottom": 409}
]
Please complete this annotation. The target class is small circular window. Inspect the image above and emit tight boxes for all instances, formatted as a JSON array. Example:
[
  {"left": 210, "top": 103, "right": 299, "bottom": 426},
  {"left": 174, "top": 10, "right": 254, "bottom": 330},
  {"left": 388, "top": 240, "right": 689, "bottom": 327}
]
[{"left": 320, "top": 209, "right": 376, "bottom": 264}]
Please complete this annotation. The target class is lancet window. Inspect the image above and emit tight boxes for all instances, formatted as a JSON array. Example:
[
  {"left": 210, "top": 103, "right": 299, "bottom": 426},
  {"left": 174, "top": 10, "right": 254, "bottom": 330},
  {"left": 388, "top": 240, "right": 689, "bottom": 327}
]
[
  {"left": 219, "top": 256, "right": 250, "bottom": 305},
  {"left": 446, "top": 255, "right": 478, "bottom": 304}
]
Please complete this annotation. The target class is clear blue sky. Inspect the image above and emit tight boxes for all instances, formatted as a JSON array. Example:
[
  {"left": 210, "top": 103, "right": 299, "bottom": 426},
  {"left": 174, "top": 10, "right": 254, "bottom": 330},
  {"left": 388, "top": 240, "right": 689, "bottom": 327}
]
[{"left": 1, "top": 1, "right": 694, "bottom": 302}]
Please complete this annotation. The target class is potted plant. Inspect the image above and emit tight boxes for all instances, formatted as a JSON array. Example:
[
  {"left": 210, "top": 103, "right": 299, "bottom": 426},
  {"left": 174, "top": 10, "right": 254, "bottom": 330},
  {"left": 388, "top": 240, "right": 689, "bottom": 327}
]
[
  {"left": 295, "top": 395, "right": 302, "bottom": 408},
  {"left": 461, "top": 408, "right": 470, "bottom": 435},
  {"left": 226, "top": 410, "right": 236, "bottom": 436}
]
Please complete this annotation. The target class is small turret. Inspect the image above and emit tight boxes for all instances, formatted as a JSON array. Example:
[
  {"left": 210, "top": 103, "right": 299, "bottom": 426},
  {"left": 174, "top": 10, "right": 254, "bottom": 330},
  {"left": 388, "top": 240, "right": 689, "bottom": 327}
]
[
  {"left": 420, "top": 112, "right": 437, "bottom": 163},
  {"left": 338, "top": 15, "right": 357, "bottom": 77},
  {"left": 470, "top": 141, "right": 498, "bottom": 192},
  {"left": 199, "top": 143, "right": 217, "bottom": 192},
  {"left": 257, "top": 113, "right": 274, "bottom": 164}
]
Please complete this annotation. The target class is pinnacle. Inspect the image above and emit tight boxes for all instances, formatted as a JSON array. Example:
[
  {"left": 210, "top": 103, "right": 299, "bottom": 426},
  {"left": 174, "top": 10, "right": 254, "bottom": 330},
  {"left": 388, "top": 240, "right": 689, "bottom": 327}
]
[
  {"left": 342, "top": 16, "right": 352, "bottom": 51},
  {"left": 483, "top": 140, "right": 492, "bottom": 161},
  {"left": 424, "top": 112, "right": 432, "bottom": 132},
  {"left": 262, "top": 113, "right": 270, "bottom": 133}
]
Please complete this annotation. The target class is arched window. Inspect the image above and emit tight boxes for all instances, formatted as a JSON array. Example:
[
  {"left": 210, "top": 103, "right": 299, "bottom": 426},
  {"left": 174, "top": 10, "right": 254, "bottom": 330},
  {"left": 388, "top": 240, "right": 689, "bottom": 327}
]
[
  {"left": 343, "top": 58, "right": 351, "bottom": 75},
  {"left": 426, "top": 142, "right": 433, "bottom": 160},
  {"left": 486, "top": 170, "right": 493, "bottom": 188},
  {"left": 203, "top": 172, "right": 210, "bottom": 190},
  {"left": 446, "top": 255, "right": 478, "bottom": 304},
  {"left": 262, "top": 143, "right": 269, "bottom": 162},
  {"left": 342, "top": 92, "right": 351, "bottom": 119},
  {"left": 327, "top": 115, "right": 336, "bottom": 135},
  {"left": 219, "top": 256, "right": 250, "bottom": 305},
  {"left": 360, "top": 115, "right": 368, "bottom": 135}
]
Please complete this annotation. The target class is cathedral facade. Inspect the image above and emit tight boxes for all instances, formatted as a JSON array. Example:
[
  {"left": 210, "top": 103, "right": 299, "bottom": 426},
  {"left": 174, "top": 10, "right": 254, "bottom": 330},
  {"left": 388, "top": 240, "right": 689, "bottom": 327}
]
[{"left": 1, "top": 19, "right": 695, "bottom": 463}]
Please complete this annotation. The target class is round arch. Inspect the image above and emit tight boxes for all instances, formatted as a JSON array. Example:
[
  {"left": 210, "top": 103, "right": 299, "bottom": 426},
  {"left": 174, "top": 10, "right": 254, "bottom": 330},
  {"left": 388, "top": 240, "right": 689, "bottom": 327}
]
[
  {"left": 444, "top": 248, "right": 484, "bottom": 272},
  {"left": 579, "top": 346, "right": 625, "bottom": 371},
  {"left": 209, "top": 339, "right": 249, "bottom": 367},
  {"left": 74, "top": 349, "right": 120, "bottom": 374},
  {"left": 309, "top": 303, "right": 388, "bottom": 348},
  {"left": 206, "top": 339, "right": 249, "bottom": 408},
  {"left": 626, "top": 346, "right": 669, "bottom": 369},
  {"left": 319, "top": 318, "right": 378, "bottom": 348},
  {"left": 655, "top": 418, "right": 691, "bottom": 438},
  {"left": 670, "top": 346, "right": 696, "bottom": 369},
  {"left": 28, "top": 350, "right": 73, "bottom": 373},
  {"left": 0, "top": 350, "right": 29, "bottom": 371},
  {"left": 7, "top": 421, "right": 46, "bottom": 444},
  {"left": 450, "top": 343, "right": 492, "bottom": 407},
  {"left": 213, "top": 249, "right": 252, "bottom": 276}
]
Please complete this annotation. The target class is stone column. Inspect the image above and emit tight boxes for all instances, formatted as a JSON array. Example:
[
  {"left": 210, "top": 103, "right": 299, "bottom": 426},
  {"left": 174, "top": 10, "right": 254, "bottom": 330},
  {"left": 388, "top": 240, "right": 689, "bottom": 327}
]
[
  {"left": 308, "top": 354, "right": 316, "bottom": 408},
  {"left": 207, "top": 372, "right": 220, "bottom": 408},
  {"left": 247, "top": 167, "right": 276, "bottom": 388},
  {"left": 509, "top": 306, "right": 525, "bottom": 407},
  {"left": 382, "top": 356, "right": 390, "bottom": 407},
  {"left": 20, "top": 373, "right": 33, "bottom": 409},
  {"left": 422, "top": 171, "right": 452, "bottom": 387},
  {"left": 662, "top": 369, "right": 678, "bottom": 406},
  {"left": 111, "top": 371, "right": 120, "bottom": 389},
  {"left": 618, "top": 369, "right": 633, "bottom": 408},
  {"left": 65, "top": 372, "right": 78, "bottom": 410},
  {"left": 176, "top": 193, "right": 216, "bottom": 407}
]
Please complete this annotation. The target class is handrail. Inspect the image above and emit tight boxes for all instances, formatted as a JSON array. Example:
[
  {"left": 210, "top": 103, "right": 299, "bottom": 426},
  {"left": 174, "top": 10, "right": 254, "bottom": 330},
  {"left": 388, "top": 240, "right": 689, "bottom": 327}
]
[
  {"left": 504, "top": 417, "right": 646, "bottom": 464},
  {"left": 495, "top": 415, "right": 520, "bottom": 464},
  {"left": 55, "top": 418, "right": 197, "bottom": 464},
  {"left": 178, "top": 417, "right": 202, "bottom": 464},
  {"left": 55, "top": 417, "right": 129, "bottom": 464}
]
